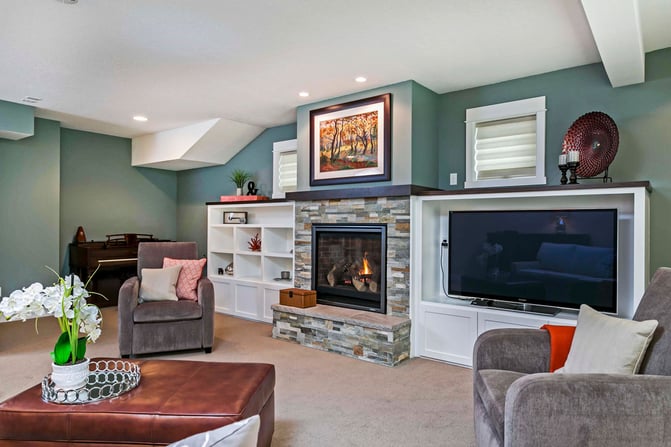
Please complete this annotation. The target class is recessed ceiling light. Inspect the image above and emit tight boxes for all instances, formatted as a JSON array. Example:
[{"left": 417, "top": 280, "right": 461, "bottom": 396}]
[
  {"left": 355, "top": 76, "right": 367, "bottom": 83},
  {"left": 298, "top": 91, "right": 310, "bottom": 97},
  {"left": 133, "top": 115, "right": 148, "bottom": 122}
]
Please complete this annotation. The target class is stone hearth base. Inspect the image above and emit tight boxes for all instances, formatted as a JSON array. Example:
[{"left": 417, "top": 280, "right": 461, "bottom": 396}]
[{"left": 271, "top": 304, "right": 411, "bottom": 367}]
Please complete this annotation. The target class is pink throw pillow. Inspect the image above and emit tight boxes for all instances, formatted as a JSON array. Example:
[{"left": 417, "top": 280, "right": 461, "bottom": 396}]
[{"left": 162, "top": 257, "right": 207, "bottom": 301}]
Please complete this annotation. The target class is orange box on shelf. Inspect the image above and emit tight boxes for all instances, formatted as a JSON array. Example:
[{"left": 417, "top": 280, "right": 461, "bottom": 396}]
[
  {"left": 219, "top": 195, "right": 270, "bottom": 202},
  {"left": 279, "top": 288, "right": 317, "bottom": 308}
]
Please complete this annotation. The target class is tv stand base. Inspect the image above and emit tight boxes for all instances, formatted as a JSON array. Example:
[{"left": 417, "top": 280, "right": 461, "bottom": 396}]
[{"left": 470, "top": 298, "right": 560, "bottom": 316}]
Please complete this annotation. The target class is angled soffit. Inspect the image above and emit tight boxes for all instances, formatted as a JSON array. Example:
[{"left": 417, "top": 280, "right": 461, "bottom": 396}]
[{"left": 132, "top": 118, "right": 265, "bottom": 171}]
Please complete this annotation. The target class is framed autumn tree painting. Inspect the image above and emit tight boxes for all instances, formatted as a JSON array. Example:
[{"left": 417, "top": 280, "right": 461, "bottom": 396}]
[{"left": 309, "top": 93, "right": 391, "bottom": 186}]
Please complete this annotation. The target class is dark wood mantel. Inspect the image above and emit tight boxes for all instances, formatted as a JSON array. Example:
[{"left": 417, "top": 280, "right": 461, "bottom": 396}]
[
  {"left": 287, "top": 181, "right": 651, "bottom": 201},
  {"left": 208, "top": 181, "right": 651, "bottom": 205},
  {"left": 285, "top": 184, "right": 441, "bottom": 201}
]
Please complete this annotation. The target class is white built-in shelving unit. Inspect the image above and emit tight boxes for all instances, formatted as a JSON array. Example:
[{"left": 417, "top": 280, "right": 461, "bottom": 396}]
[
  {"left": 207, "top": 201, "right": 294, "bottom": 323},
  {"left": 410, "top": 182, "right": 650, "bottom": 367}
]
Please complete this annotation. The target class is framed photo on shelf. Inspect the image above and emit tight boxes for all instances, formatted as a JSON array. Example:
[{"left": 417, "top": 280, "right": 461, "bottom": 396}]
[{"left": 309, "top": 93, "right": 391, "bottom": 186}]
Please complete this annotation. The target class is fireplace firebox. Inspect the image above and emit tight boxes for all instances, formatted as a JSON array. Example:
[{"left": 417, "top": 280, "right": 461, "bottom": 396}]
[{"left": 311, "top": 224, "right": 387, "bottom": 313}]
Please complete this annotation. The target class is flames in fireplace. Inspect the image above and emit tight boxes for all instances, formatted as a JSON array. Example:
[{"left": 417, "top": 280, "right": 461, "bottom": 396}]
[
  {"left": 326, "top": 251, "right": 379, "bottom": 293},
  {"left": 353, "top": 252, "right": 378, "bottom": 293},
  {"left": 361, "top": 253, "right": 372, "bottom": 275}
]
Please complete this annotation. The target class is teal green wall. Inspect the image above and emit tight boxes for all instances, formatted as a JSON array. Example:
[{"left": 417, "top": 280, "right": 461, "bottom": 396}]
[
  {"left": 60, "top": 129, "right": 178, "bottom": 272},
  {"left": 0, "top": 100, "right": 34, "bottom": 138},
  {"left": 0, "top": 118, "right": 60, "bottom": 292},
  {"left": 411, "top": 81, "right": 440, "bottom": 188},
  {"left": 439, "top": 47, "right": 671, "bottom": 272},
  {"left": 176, "top": 124, "right": 297, "bottom": 255}
]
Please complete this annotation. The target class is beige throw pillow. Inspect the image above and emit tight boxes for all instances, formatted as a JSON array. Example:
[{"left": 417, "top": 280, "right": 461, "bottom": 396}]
[
  {"left": 556, "top": 304, "right": 658, "bottom": 374},
  {"left": 139, "top": 265, "right": 182, "bottom": 302},
  {"left": 167, "top": 415, "right": 260, "bottom": 447}
]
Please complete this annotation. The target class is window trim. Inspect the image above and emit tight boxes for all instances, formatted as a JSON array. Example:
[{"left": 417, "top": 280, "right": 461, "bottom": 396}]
[{"left": 464, "top": 96, "right": 547, "bottom": 189}]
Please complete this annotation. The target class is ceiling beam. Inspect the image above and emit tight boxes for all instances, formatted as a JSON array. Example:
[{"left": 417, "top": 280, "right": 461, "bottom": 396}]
[{"left": 581, "top": 0, "right": 645, "bottom": 87}]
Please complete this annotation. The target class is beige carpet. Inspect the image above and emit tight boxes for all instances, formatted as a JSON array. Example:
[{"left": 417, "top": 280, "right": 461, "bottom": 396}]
[{"left": 0, "top": 307, "right": 476, "bottom": 446}]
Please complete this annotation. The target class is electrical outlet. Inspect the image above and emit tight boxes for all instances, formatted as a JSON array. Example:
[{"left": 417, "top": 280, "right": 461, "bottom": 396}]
[{"left": 449, "top": 173, "right": 458, "bottom": 185}]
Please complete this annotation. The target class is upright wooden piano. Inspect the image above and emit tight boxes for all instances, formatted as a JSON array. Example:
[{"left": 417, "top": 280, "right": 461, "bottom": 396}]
[{"left": 69, "top": 233, "right": 161, "bottom": 307}]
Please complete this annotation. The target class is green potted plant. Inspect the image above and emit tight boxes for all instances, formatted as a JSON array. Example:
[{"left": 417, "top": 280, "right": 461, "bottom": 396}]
[{"left": 229, "top": 169, "right": 252, "bottom": 195}]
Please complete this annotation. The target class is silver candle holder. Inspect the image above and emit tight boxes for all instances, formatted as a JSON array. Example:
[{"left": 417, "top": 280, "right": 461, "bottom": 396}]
[{"left": 558, "top": 151, "right": 580, "bottom": 185}]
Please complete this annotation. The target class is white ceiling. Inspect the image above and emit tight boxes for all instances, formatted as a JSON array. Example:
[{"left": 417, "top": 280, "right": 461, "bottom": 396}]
[{"left": 1, "top": 0, "right": 670, "bottom": 139}]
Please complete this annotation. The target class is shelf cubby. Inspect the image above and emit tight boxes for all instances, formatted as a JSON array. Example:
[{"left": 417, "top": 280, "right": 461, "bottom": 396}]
[
  {"left": 208, "top": 225, "right": 234, "bottom": 252},
  {"left": 236, "top": 227, "right": 263, "bottom": 253},
  {"left": 263, "top": 256, "right": 294, "bottom": 282},
  {"left": 235, "top": 253, "right": 262, "bottom": 280},
  {"left": 262, "top": 227, "right": 293, "bottom": 255},
  {"left": 208, "top": 252, "right": 233, "bottom": 277}
]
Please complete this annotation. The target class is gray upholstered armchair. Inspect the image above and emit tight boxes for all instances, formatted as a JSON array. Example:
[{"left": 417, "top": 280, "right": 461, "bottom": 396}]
[
  {"left": 118, "top": 242, "right": 214, "bottom": 357},
  {"left": 473, "top": 267, "right": 671, "bottom": 447}
]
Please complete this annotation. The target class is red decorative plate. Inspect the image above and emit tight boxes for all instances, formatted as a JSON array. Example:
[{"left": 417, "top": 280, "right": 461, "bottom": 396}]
[{"left": 561, "top": 112, "right": 619, "bottom": 178}]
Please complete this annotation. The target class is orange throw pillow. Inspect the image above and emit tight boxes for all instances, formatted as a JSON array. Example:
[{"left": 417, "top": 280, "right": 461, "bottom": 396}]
[
  {"left": 541, "top": 324, "right": 576, "bottom": 372},
  {"left": 162, "top": 257, "right": 207, "bottom": 301}
]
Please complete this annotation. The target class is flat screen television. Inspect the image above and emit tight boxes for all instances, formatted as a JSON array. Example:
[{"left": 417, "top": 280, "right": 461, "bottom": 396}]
[{"left": 448, "top": 209, "right": 618, "bottom": 314}]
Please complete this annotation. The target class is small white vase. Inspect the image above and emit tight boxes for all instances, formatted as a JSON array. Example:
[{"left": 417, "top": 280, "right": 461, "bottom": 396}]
[
  {"left": 236, "top": 187, "right": 243, "bottom": 196},
  {"left": 51, "top": 358, "right": 90, "bottom": 390}
]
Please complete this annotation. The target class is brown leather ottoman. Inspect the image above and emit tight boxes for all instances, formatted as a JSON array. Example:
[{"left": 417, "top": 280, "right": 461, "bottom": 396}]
[{"left": 0, "top": 359, "right": 275, "bottom": 446}]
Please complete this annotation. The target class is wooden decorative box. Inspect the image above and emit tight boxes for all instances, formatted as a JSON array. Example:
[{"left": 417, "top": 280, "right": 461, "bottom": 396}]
[
  {"left": 279, "top": 288, "right": 317, "bottom": 308},
  {"left": 219, "top": 195, "right": 270, "bottom": 202}
]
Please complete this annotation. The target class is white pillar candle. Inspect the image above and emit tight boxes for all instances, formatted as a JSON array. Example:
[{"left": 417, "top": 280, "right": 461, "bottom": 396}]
[
  {"left": 559, "top": 154, "right": 567, "bottom": 165},
  {"left": 568, "top": 150, "right": 580, "bottom": 162}
]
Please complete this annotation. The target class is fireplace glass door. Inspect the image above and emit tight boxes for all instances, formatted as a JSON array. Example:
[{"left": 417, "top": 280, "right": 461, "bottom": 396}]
[{"left": 312, "top": 224, "right": 386, "bottom": 313}]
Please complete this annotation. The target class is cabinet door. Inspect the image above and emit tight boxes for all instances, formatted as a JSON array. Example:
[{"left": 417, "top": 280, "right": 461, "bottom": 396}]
[
  {"left": 212, "top": 279, "right": 234, "bottom": 315},
  {"left": 261, "top": 286, "right": 280, "bottom": 323},
  {"left": 235, "top": 283, "right": 259, "bottom": 320},
  {"left": 477, "top": 311, "right": 547, "bottom": 335},
  {"left": 418, "top": 304, "right": 478, "bottom": 367}
]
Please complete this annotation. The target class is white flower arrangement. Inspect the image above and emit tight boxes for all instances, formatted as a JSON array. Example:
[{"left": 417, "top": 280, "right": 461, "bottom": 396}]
[{"left": 0, "top": 268, "right": 103, "bottom": 365}]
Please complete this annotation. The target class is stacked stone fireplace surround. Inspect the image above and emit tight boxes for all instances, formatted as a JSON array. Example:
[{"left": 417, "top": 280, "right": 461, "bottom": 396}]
[{"left": 271, "top": 194, "right": 412, "bottom": 366}]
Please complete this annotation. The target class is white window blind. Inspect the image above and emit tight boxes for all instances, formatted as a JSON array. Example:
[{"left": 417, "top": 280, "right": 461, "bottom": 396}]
[
  {"left": 474, "top": 115, "right": 537, "bottom": 180},
  {"left": 277, "top": 150, "right": 297, "bottom": 192},
  {"left": 272, "top": 139, "right": 298, "bottom": 198},
  {"left": 464, "top": 96, "right": 546, "bottom": 188}
]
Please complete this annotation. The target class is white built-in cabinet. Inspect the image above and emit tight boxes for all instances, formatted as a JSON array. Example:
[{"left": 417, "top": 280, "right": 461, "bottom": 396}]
[
  {"left": 207, "top": 201, "right": 294, "bottom": 323},
  {"left": 410, "top": 183, "right": 650, "bottom": 367},
  {"left": 418, "top": 299, "right": 578, "bottom": 366}
]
